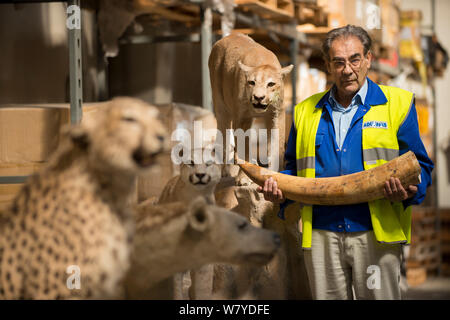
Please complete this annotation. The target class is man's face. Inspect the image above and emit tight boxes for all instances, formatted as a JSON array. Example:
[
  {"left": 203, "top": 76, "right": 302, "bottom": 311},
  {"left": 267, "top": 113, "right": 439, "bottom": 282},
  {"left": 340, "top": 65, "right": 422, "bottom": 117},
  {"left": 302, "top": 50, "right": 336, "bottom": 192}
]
[{"left": 326, "top": 36, "right": 372, "bottom": 99}]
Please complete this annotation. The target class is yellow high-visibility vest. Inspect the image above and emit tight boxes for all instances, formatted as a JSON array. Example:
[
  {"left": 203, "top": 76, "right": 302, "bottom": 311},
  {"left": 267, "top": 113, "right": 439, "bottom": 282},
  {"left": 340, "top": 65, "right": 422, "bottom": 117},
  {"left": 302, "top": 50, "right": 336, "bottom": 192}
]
[{"left": 294, "top": 86, "right": 414, "bottom": 249}]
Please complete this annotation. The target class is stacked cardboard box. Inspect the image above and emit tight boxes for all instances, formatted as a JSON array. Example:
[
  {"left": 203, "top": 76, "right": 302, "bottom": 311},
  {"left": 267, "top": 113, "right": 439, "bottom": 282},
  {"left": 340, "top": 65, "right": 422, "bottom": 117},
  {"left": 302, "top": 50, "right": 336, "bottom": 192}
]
[
  {"left": 283, "top": 56, "right": 327, "bottom": 143},
  {"left": 380, "top": 0, "right": 400, "bottom": 48},
  {"left": 0, "top": 102, "right": 107, "bottom": 211},
  {"left": 399, "top": 10, "right": 423, "bottom": 61},
  {"left": 284, "top": 56, "right": 327, "bottom": 111},
  {"left": 323, "top": 0, "right": 381, "bottom": 41},
  {"left": 325, "top": 0, "right": 345, "bottom": 29}
]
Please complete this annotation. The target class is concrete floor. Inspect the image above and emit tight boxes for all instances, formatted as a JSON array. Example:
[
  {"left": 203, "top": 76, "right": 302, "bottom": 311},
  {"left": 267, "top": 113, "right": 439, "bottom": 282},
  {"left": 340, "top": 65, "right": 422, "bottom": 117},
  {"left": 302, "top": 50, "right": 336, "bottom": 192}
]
[{"left": 404, "top": 277, "right": 450, "bottom": 300}]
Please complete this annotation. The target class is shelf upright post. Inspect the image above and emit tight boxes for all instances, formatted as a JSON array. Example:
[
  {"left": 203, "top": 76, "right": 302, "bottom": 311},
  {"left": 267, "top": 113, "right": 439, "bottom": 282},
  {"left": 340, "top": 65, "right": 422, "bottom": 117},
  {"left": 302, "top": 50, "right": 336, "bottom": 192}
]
[
  {"left": 290, "top": 21, "right": 299, "bottom": 115},
  {"left": 67, "top": 0, "right": 83, "bottom": 124},
  {"left": 200, "top": 1, "right": 213, "bottom": 112}
]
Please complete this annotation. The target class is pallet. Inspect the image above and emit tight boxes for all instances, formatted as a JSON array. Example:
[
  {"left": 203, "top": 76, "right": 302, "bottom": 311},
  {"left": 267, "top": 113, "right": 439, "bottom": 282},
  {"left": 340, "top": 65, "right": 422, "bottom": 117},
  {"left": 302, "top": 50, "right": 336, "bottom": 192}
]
[
  {"left": 442, "top": 242, "right": 450, "bottom": 256},
  {"left": 409, "top": 238, "right": 440, "bottom": 261},
  {"left": 294, "top": 0, "right": 317, "bottom": 3},
  {"left": 441, "top": 263, "right": 450, "bottom": 276},
  {"left": 407, "top": 255, "right": 439, "bottom": 272},
  {"left": 235, "top": 0, "right": 295, "bottom": 21},
  {"left": 441, "top": 209, "right": 450, "bottom": 254},
  {"left": 412, "top": 206, "right": 437, "bottom": 221},
  {"left": 133, "top": 0, "right": 200, "bottom": 24},
  {"left": 411, "top": 209, "right": 438, "bottom": 244},
  {"left": 440, "top": 208, "right": 450, "bottom": 222},
  {"left": 411, "top": 230, "right": 439, "bottom": 245}
]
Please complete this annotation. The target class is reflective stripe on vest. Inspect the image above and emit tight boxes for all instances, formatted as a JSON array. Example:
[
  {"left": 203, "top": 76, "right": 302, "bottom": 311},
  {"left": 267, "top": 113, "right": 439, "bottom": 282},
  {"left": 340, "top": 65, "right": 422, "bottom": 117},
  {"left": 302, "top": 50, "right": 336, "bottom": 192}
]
[
  {"left": 294, "top": 86, "right": 414, "bottom": 249},
  {"left": 296, "top": 156, "right": 315, "bottom": 171},
  {"left": 363, "top": 148, "right": 399, "bottom": 164}
]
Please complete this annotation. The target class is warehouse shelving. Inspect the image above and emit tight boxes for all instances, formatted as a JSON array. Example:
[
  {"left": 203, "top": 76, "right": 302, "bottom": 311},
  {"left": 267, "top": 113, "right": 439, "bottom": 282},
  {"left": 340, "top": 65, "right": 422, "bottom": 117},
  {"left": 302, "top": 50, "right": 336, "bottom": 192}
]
[
  {"left": 116, "top": 0, "right": 307, "bottom": 113},
  {"left": 0, "top": 0, "right": 305, "bottom": 185}
]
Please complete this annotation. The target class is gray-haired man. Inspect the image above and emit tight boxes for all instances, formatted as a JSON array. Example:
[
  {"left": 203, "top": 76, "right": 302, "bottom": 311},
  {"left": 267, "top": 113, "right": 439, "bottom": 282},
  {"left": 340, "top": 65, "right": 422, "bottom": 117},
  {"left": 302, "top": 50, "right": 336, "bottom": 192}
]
[{"left": 258, "top": 25, "right": 434, "bottom": 299}]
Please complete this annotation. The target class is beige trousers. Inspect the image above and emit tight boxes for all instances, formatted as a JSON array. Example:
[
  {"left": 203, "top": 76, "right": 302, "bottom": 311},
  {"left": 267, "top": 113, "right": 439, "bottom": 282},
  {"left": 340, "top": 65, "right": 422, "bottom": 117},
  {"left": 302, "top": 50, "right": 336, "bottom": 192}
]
[{"left": 304, "top": 229, "right": 402, "bottom": 300}]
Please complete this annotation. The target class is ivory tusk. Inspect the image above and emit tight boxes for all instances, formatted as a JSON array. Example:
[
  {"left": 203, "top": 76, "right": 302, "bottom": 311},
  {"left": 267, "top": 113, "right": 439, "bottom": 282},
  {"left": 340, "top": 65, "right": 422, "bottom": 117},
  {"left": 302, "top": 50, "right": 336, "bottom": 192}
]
[{"left": 238, "top": 151, "right": 421, "bottom": 205}]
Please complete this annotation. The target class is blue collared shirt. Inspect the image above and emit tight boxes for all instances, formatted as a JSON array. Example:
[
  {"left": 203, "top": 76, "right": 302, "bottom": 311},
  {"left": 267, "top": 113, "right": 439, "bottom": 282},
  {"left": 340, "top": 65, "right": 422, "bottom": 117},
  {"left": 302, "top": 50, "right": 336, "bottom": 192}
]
[
  {"left": 279, "top": 78, "right": 434, "bottom": 233},
  {"left": 329, "top": 79, "right": 368, "bottom": 149}
]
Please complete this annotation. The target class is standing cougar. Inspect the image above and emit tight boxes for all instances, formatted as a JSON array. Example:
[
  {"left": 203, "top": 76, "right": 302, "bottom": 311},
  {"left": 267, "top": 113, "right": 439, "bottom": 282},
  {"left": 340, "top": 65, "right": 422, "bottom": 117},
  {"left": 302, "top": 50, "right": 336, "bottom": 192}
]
[{"left": 209, "top": 33, "right": 293, "bottom": 186}]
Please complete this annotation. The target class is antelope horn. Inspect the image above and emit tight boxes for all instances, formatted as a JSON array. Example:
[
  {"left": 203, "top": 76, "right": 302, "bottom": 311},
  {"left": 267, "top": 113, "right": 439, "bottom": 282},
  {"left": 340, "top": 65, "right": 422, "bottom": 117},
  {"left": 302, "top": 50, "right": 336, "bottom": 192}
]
[{"left": 238, "top": 151, "right": 421, "bottom": 205}]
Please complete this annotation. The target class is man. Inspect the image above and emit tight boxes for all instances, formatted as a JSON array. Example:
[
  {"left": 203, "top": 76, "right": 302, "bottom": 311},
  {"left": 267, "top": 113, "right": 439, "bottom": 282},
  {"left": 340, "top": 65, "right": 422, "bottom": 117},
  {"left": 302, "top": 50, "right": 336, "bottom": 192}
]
[{"left": 257, "top": 25, "right": 434, "bottom": 300}]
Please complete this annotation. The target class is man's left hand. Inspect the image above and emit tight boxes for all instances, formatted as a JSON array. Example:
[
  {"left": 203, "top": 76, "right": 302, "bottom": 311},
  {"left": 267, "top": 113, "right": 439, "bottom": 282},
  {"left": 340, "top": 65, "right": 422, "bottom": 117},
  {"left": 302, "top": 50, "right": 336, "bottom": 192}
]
[{"left": 383, "top": 177, "right": 418, "bottom": 202}]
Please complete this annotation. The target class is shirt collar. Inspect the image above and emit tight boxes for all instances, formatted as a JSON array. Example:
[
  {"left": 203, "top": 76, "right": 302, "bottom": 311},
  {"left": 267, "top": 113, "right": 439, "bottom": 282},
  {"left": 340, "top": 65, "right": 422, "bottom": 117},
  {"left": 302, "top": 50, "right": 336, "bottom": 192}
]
[
  {"left": 317, "top": 77, "right": 386, "bottom": 109},
  {"left": 328, "top": 78, "right": 368, "bottom": 110}
]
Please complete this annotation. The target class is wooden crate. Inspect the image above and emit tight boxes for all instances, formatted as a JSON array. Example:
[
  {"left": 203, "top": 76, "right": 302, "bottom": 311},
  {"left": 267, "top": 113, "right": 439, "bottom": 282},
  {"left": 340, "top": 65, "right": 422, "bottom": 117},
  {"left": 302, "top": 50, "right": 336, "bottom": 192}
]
[
  {"left": 409, "top": 237, "right": 440, "bottom": 262},
  {"left": 412, "top": 206, "right": 436, "bottom": 221},
  {"left": 407, "top": 206, "right": 440, "bottom": 273},
  {"left": 407, "top": 256, "right": 439, "bottom": 272},
  {"left": 133, "top": 0, "right": 200, "bottom": 24},
  {"left": 235, "top": 0, "right": 295, "bottom": 21},
  {"left": 441, "top": 263, "right": 450, "bottom": 276},
  {"left": 278, "top": 0, "right": 295, "bottom": 16},
  {"left": 294, "top": 2, "right": 327, "bottom": 26}
]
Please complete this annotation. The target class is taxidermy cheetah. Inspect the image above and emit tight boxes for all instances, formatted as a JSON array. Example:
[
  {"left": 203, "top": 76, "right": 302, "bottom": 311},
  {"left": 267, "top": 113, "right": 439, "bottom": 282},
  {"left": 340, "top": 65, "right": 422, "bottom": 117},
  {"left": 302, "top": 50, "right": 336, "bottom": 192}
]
[{"left": 0, "top": 97, "right": 168, "bottom": 299}]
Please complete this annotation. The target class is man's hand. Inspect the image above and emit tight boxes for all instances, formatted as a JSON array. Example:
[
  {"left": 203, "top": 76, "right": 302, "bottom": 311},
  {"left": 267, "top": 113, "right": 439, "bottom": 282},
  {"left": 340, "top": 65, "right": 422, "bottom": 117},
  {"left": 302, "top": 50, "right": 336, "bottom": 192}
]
[
  {"left": 383, "top": 177, "right": 418, "bottom": 202},
  {"left": 256, "top": 177, "right": 285, "bottom": 203}
]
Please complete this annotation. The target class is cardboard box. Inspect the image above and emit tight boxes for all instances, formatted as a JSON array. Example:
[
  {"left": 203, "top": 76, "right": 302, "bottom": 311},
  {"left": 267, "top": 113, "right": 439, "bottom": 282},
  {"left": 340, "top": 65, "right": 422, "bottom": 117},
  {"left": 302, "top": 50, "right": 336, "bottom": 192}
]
[
  {"left": 284, "top": 57, "right": 327, "bottom": 109},
  {"left": 0, "top": 103, "right": 107, "bottom": 164},
  {"left": 0, "top": 102, "right": 109, "bottom": 209},
  {"left": 399, "top": 10, "right": 423, "bottom": 61},
  {"left": 406, "top": 267, "right": 427, "bottom": 287},
  {"left": 345, "top": 0, "right": 380, "bottom": 30},
  {"left": 0, "top": 184, "right": 22, "bottom": 212},
  {"left": 0, "top": 105, "right": 68, "bottom": 164},
  {"left": 328, "top": 12, "right": 346, "bottom": 28},
  {"left": 380, "top": 0, "right": 400, "bottom": 48},
  {"left": 325, "top": 0, "right": 381, "bottom": 30}
]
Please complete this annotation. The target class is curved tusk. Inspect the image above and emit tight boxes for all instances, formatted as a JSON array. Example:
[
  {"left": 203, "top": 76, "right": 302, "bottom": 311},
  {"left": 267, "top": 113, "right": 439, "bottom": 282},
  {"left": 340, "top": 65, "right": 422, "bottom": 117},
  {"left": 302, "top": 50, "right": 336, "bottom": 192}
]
[{"left": 238, "top": 151, "right": 421, "bottom": 205}]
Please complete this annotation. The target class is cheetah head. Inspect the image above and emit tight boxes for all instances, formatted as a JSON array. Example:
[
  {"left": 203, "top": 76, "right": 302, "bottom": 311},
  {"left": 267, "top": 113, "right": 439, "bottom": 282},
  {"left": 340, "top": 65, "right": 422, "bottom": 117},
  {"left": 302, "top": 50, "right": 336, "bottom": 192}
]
[{"left": 69, "top": 97, "right": 169, "bottom": 174}]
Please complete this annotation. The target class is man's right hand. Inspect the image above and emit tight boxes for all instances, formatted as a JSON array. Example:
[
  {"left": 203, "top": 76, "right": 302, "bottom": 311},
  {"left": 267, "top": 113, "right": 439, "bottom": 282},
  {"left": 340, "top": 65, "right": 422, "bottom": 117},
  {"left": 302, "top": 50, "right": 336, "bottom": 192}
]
[{"left": 256, "top": 177, "right": 285, "bottom": 203}]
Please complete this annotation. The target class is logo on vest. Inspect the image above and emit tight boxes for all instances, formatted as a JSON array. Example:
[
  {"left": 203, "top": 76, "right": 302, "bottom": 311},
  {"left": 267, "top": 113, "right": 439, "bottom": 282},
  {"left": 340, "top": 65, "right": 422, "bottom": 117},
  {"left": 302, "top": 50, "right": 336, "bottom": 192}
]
[{"left": 363, "top": 121, "right": 388, "bottom": 129}]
